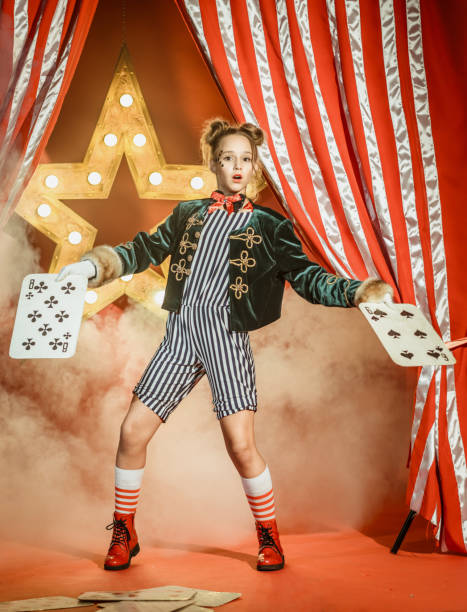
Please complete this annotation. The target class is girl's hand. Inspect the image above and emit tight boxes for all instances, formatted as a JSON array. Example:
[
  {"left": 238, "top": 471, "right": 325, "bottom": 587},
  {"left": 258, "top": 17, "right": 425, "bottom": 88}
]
[{"left": 55, "top": 260, "right": 96, "bottom": 283}]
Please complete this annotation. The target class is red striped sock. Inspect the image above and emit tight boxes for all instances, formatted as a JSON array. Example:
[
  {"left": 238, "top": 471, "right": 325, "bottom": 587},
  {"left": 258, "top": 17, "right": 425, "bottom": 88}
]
[
  {"left": 114, "top": 466, "right": 144, "bottom": 515},
  {"left": 241, "top": 466, "right": 276, "bottom": 521}
]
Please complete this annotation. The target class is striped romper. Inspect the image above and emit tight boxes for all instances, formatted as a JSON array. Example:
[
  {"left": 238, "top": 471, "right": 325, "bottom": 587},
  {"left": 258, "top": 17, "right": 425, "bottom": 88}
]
[{"left": 133, "top": 207, "right": 257, "bottom": 421}]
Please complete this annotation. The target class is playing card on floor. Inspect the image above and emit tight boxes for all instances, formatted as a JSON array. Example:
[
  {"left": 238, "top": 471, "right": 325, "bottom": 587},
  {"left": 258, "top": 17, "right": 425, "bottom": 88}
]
[
  {"left": 9, "top": 273, "right": 87, "bottom": 359},
  {"left": 79, "top": 587, "right": 196, "bottom": 602},
  {"left": 0, "top": 596, "right": 91, "bottom": 612},
  {"left": 359, "top": 301, "right": 456, "bottom": 367}
]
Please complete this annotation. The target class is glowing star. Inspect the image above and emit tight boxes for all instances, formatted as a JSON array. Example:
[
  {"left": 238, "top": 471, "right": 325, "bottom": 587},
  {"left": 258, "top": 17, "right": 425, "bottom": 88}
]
[{"left": 14, "top": 45, "right": 266, "bottom": 320}]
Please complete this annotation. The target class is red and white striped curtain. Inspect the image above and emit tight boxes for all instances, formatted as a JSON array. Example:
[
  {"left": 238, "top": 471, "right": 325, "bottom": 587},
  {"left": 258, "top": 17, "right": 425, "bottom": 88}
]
[
  {"left": 176, "top": 0, "right": 467, "bottom": 553},
  {"left": 0, "top": 0, "right": 98, "bottom": 228}
]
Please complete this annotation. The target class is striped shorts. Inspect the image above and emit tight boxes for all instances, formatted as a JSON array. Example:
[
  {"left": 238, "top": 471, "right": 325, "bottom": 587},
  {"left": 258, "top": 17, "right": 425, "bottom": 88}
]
[{"left": 133, "top": 305, "right": 257, "bottom": 421}]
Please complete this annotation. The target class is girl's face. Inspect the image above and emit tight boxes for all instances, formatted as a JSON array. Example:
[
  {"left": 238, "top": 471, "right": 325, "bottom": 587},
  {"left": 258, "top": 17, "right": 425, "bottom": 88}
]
[{"left": 210, "top": 134, "right": 256, "bottom": 196}]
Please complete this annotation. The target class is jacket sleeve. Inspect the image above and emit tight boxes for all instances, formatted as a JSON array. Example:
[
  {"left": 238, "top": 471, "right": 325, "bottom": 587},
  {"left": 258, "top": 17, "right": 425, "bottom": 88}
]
[
  {"left": 113, "top": 204, "right": 180, "bottom": 275},
  {"left": 274, "top": 218, "right": 361, "bottom": 307},
  {"left": 80, "top": 204, "right": 180, "bottom": 287}
]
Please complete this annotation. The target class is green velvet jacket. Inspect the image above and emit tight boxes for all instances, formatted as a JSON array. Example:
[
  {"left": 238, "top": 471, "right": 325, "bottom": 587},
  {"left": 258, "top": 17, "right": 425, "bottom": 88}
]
[{"left": 114, "top": 198, "right": 362, "bottom": 332}]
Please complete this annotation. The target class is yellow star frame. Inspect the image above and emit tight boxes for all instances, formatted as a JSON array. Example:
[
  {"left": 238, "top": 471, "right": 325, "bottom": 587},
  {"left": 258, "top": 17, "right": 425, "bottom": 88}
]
[{"left": 14, "top": 45, "right": 265, "bottom": 319}]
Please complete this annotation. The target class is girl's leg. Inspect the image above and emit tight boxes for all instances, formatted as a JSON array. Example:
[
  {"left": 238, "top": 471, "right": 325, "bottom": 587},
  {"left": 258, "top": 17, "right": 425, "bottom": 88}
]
[
  {"left": 117, "top": 394, "right": 164, "bottom": 468},
  {"left": 105, "top": 307, "right": 202, "bottom": 570},
  {"left": 219, "top": 409, "right": 265, "bottom": 477},
  {"left": 220, "top": 410, "right": 284, "bottom": 571},
  {"left": 105, "top": 394, "right": 163, "bottom": 571},
  {"left": 113, "top": 394, "right": 163, "bottom": 515}
]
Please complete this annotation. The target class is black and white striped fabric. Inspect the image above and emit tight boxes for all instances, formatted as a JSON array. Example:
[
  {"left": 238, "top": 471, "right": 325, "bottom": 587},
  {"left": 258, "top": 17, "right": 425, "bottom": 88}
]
[
  {"left": 133, "top": 208, "right": 257, "bottom": 421},
  {"left": 182, "top": 208, "right": 252, "bottom": 306}
]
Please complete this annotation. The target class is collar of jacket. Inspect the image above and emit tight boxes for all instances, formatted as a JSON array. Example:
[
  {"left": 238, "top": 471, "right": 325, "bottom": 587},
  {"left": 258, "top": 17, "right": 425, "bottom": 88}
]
[{"left": 182, "top": 198, "right": 256, "bottom": 229}]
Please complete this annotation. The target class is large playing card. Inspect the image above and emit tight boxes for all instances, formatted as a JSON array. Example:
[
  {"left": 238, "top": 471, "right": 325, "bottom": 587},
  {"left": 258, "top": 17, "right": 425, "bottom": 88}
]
[
  {"left": 359, "top": 302, "right": 456, "bottom": 367},
  {"left": 79, "top": 587, "right": 196, "bottom": 602},
  {"left": 0, "top": 597, "right": 90, "bottom": 612},
  {"left": 96, "top": 603, "right": 196, "bottom": 612},
  {"left": 90, "top": 586, "right": 241, "bottom": 609},
  {"left": 9, "top": 273, "right": 87, "bottom": 359}
]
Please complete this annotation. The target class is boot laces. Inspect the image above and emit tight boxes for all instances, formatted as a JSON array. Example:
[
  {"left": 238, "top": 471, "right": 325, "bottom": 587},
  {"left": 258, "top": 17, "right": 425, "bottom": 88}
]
[
  {"left": 257, "top": 523, "right": 277, "bottom": 549},
  {"left": 106, "top": 518, "right": 130, "bottom": 548}
]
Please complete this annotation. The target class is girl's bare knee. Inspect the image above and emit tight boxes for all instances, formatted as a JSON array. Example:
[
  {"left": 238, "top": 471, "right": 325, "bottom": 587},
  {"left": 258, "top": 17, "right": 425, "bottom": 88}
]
[
  {"left": 228, "top": 441, "right": 256, "bottom": 467},
  {"left": 119, "top": 401, "right": 161, "bottom": 453}
]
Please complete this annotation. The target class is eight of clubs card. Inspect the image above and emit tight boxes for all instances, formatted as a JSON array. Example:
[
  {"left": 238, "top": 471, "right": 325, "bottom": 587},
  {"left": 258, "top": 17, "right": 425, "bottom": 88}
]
[
  {"left": 9, "top": 273, "right": 87, "bottom": 359},
  {"left": 359, "top": 301, "right": 455, "bottom": 367}
]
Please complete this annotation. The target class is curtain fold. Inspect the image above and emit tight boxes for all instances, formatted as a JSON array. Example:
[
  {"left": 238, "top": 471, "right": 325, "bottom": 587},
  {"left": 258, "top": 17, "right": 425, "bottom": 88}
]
[
  {"left": 0, "top": 0, "right": 99, "bottom": 228},
  {"left": 176, "top": 0, "right": 467, "bottom": 553}
]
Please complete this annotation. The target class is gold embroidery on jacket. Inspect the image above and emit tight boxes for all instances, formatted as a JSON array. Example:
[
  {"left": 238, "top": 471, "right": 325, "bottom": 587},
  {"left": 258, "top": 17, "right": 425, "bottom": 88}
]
[
  {"left": 185, "top": 213, "right": 204, "bottom": 231},
  {"left": 230, "top": 226, "right": 262, "bottom": 248},
  {"left": 170, "top": 258, "right": 191, "bottom": 281},
  {"left": 326, "top": 274, "right": 339, "bottom": 285},
  {"left": 230, "top": 249, "right": 256, "bottom": 273},
  {"left": 326, "top": 273, "right": 352, "bottom": 306},
  {"left": 230, "top": 276, "right": 248, "bottom": 299},
  {"left": 179, "top": 232, "right": 197, "bottom": 255},
  {"left": 343, "top": 279, "right": 351, "bottom": 307}
]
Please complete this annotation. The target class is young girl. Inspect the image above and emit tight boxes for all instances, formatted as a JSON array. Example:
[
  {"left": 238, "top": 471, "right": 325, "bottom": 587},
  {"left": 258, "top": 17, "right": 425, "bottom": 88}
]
[{"left": 57, "top": 119, "right": 392, "bottom": 572}]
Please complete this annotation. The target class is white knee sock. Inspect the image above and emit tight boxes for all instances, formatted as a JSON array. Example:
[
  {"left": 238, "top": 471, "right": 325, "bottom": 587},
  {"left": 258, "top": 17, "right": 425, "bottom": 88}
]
[
  {"left": 114, "top": 466, "right": 144, "bottom": 515},
  {"left": 241, "top": 465, "right": 276, "bottom": 521}
]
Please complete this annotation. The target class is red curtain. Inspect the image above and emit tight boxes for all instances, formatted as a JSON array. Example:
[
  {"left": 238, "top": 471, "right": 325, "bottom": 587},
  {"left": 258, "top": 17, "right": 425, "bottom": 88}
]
[
  {"left": 0, "top": 0, "right": 98, "bottom": 228},
  {"left": 175, "top": 0, "right": 467, "bottom": 553}
]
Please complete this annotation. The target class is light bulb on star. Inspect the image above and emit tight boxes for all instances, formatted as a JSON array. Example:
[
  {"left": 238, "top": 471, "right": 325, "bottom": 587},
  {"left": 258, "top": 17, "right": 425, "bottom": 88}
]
[
  {"left": 119, "top": 93, "right": 133, "bottom": 107},
  {"left": 104, "top": 133, "right": 118, "bottom": 147},
  {"left": 133, "top": 133, "right": 146, "bottom": 147},
  {"left": 190, "top": 177, "right": 203, "bottom": 190},
  {"left": 37, "top": 204, "right": 51, "bottom": 218},
  {"left": 45, "top": 175, "right": 59, "bottom": 188}
]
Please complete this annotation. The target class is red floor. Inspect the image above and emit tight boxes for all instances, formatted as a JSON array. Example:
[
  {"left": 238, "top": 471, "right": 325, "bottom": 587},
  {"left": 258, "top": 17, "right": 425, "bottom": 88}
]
[{"left": 2, "top": 523, "right": 467, "bottom": 612}]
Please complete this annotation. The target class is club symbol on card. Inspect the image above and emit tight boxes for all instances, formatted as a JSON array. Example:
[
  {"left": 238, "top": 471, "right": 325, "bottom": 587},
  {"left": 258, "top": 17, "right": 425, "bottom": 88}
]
[
  {"left": 34, "top": 281, "right": 48, "bottom": 293},
  {"left": 400, "top": 350, "right": 414, "bottom": 359},
  {"left": 373, "top": 308, "right": 388, "bottom": 318},
  {"left": 63, "top": 332, "right": 72, "bottom": 339},
  {"left": 27, "top": 310, "right": 42, "bottom": 323},
  {"left": 38, "top": 323, "right": 53, "bottom": 336},
  {"left": 365, "top": 306, "right": 388, "bottom": 322},
  {"left": 44, "top": 295, "right": 58, "bottom": 308},
  {"left": 61, "top": 282, "right": 76, "bottom": 294},
  {"left": 55, "top": 310, "right": 69, "bottom": 322},
  {"left": 426, "top": 349, "right": 441, "bottom": 359},
  {"left": 25, "top": 292, "right": 34, "bottom": 300},
  {"left": 49, "top": 338, "right": 63, "bottom": 351},
  {"left": 414, "top": 329, "right": 427, "bottom": 339},
  {"left": 400, "top": 310, "right": 414, "bottom": 319},
  {"left": 388, "top": 329, "right": 401, "bottom": 339},
  {"left": 22, "top": 338, "right": 36, "bottom": 350}
]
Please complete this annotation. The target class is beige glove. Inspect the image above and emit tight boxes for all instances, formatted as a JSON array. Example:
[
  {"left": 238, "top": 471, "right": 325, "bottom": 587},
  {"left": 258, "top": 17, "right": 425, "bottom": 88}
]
[{"left": 55, "top": 260, "right": 96, "bottom": 283}]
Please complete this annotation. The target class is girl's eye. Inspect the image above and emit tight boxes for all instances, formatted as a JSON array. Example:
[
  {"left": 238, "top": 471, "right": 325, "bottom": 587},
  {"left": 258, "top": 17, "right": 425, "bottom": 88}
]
[{"left": 243, "top": 157, "right": 252, "bottom": 162}]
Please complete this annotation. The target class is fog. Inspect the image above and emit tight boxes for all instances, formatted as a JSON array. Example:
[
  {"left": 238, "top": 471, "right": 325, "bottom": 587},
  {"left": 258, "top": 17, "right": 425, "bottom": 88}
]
[{"left": 0, "top": 215, "right": 415, "bottom": 554}]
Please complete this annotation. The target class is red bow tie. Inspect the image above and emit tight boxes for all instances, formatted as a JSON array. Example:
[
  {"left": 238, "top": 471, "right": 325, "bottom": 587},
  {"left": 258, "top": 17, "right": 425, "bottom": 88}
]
[{"left": 208, "top": 191, "right": 253, "bottom": 215}]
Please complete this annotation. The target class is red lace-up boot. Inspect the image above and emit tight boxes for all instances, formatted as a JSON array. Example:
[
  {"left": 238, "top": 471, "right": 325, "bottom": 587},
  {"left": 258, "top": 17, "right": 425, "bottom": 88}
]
[
  {"left": 255, "top": 518, "right": 285, "bottom": 571},
  {"left": 104, "top": 511, "right": 140, "bottom": 570}
]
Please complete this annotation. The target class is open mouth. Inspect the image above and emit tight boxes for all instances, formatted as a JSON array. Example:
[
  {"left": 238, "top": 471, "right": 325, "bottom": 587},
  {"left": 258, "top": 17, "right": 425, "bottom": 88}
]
[{"left": 232, "top": 174, "right": 242, "bottom": 180}]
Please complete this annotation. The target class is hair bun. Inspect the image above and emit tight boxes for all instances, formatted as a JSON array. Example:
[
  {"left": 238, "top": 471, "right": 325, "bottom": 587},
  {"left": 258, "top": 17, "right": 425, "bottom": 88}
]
[
  {"left": 239, "top": 122, "right": 264, "bottom": 147},
  {"left": 202, "top": 118, "right": 231, "bottom": 147}
]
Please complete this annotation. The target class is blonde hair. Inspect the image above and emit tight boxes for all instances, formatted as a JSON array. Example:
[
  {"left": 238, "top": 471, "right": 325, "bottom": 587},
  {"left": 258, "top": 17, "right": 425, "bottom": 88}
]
[{"left": 200, "top": 118, "right": 265, "bottom": 199}]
